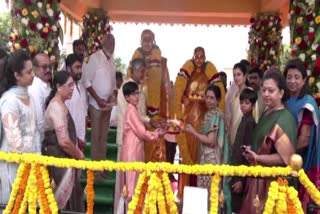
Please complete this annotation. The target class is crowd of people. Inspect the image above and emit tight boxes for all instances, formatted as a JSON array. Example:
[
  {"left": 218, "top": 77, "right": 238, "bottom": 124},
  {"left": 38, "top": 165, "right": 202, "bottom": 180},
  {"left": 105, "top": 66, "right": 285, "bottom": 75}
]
[{"left": 0, "top": 29, "right": 319, "bottom": 214}]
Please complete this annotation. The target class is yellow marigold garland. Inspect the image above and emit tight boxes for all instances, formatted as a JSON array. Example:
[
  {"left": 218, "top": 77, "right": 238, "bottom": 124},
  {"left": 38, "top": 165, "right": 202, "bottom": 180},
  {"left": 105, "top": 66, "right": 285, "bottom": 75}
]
[
  {"left": 27, "top": 163, "right": 38, "bottom": 214},
  {"left": 263, "top": 181, "right": 279, "bottom": 214},
  {"left": 209, "top": 174, "right": 221, "bottom": 214},
  {"left": 298, "top": 169, "right": 320, "bottom": 205},
  {"left": 36, "top": 164, "right": 51, "bottom": 214},
  {"left": 162, "top": 173, "right": 178, "bottom": 214},
  {"left": 3, "top": 162, "right": 27, "bottom": 214},
  {"left": 86, "top": 170, "right": 95, "bottom": 214},
  {"left": 128, "top": 171, "right": 147, "bottom": 214},
  {"left": 143, "top": 173, "right": 158, "bottom": 214}
]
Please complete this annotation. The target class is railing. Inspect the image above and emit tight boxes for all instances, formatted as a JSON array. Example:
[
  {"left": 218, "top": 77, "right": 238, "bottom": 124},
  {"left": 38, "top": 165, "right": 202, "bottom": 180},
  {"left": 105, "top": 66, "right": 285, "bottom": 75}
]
[{"left": 0, "top": 152, "right": 319, "bottom": 214}]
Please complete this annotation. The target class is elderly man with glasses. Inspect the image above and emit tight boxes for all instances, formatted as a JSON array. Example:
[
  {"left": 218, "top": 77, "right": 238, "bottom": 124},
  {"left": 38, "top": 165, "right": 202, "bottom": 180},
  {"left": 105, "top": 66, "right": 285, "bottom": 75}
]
[{"left": 28, "top": 53, "right": 52, "bottom": 142}]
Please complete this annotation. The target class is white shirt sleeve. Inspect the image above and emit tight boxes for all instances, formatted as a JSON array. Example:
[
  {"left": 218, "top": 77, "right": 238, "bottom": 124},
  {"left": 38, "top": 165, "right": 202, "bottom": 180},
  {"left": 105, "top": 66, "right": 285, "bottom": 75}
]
[{"left": 82, "top": 58, "right": 96, "bottom": 89}]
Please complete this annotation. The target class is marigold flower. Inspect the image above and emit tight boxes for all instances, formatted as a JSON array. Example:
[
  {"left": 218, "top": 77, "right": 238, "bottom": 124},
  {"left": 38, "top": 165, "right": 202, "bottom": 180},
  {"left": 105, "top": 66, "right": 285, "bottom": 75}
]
[
  {"left": 297, "top": 17, "right": 303, "bottom": 24},
  {"left": 22, "top": 8, "right": 28, "bottom": 16}
]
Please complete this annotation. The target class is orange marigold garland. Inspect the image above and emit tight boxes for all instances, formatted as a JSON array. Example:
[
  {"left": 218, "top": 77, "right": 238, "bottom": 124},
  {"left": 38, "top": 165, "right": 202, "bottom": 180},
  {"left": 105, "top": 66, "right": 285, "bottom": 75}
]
[
  {"left": 3, "top": 162, "right": 27, "bottom": 214},
  {"left": 11, "top": 164, "right": 31, "bottom": 214},
  {"left": 275, "top": 178, "right": 288, "bottom": 213},
  {"left": 36, "top": 164, "right": 51, "bottom": 214},
  {"left": 40, "top": 165, "right": 59, "bottom": 213},
  {"left": 86, "top": 170, "right": 95, "bottom": 214}
]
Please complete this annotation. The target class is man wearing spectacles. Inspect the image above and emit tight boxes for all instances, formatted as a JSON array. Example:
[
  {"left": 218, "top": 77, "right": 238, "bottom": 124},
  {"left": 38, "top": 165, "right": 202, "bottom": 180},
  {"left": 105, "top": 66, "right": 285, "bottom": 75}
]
[{"left": 28, "top": 53, "right": 52, "bottom": 142}]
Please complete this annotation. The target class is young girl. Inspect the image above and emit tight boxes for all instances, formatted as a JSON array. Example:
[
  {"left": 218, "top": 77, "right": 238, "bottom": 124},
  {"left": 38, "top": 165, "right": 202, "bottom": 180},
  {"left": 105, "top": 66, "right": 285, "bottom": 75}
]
[
  {"left": 120, "top": 81, "right": 165, "bottom": 200},
  {"left": 185, "top": 84, "right": 230, "bottom": 212}
]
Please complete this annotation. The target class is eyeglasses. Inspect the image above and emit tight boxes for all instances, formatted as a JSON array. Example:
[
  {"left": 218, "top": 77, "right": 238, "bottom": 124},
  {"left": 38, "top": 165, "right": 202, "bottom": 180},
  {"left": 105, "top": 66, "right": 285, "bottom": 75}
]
[{"left": 35, "top": 64, "right": 52, "bottom": 70}]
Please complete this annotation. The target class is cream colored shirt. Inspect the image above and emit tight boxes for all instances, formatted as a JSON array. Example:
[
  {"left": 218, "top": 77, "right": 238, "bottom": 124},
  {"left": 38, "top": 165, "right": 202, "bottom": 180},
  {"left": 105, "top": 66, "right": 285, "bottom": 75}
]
[{"left": 116, "top": 78, "right": 150, "bottom": 146}]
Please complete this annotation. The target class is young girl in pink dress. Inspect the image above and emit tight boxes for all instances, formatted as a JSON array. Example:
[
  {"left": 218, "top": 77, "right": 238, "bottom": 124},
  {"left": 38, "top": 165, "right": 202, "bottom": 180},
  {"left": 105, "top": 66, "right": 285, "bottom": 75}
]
[{"left": 120, "top": 81, "right": 165, "bottom": 201}]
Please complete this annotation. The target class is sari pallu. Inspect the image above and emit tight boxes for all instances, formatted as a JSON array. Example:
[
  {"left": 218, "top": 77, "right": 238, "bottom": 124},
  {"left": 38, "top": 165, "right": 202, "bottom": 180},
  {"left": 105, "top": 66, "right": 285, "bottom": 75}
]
[
  {"left": 240, "top": 109, "right": 297, "bottom": 214},
  {"left": 287, "top": 95, "right": 320, "bottom": 212}
]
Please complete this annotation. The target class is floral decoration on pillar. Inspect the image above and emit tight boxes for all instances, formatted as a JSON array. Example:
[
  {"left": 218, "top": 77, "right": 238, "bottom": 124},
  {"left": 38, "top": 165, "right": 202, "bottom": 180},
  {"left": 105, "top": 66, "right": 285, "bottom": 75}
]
[
  {"left": 289, "top": 0, "right": 320, "bottom": 103},
  {"left": 9, "top": 0, "right": 63, "bottom": 66},
  {"left": 248, "top": 13, "right": 283, "bottom": 71},
  {"left": 80, "top": 8, "right": 111, "bottom": 60}
]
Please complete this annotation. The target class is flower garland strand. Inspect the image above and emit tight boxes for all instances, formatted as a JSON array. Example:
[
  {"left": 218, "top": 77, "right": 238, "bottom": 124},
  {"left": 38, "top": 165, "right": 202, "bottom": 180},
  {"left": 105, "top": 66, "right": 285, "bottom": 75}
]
[
  {"left": 209, "top": 174, "right": 221, "bottom": 214},
  {"left": 86, "top": 170, "right": 95, "bottom": 214},
  {"left": 12, "top": 164, "right": 31, "bottom": 214},
  {"left": 3, "top": 162, "right": 27, "bottom": 214},
  {"left": 36, "top": 164, "right": 51, "bottom": 214},
  {"left": 275, "top": 178, "right": 287, "bottom": 214},
  {"left": 162, "top": 173, "right": 178, "bottom": 214},
  {"left": 298, "top": 169, "right": 320, "bottom": 205},
  {"left": 262, "top": 181, "right": 279, "bottom": 214},
  {"left": 18, "top": 179, "right": 29, "bottom": 214},
  {"left": 27, "top": 163, "right": 38, "bottom": 214},
  {"left": 40, "top": 165, "right": 59, "bottom": 213},
  {"left": 128, "top": 171, "right": 147, "bottom": 214},
  {"left": 143, "top": 173, "right": 158, "bottom": 214},
  {"left": 156, "top": 173, "right": 167, "bottom": 214},
  {"left": 286, "top": 186, "right": 304, "bottom": 214}
]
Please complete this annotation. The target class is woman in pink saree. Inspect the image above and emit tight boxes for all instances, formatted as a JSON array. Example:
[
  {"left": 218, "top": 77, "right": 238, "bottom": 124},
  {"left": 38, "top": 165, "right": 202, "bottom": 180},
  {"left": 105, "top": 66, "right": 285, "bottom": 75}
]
[{"left": 119, "top": 81, "right": 165, "bottom": 201}]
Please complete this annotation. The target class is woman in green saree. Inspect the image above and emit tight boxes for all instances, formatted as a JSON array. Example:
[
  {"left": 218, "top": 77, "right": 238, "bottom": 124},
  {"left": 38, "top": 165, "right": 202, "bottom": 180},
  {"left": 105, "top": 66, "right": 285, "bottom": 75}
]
[
  {"left": 185, "top": 84, "right": 231, "bottom": 213},
  {"left": 239, "top": 70, "right": 297, "bottom": 214}
]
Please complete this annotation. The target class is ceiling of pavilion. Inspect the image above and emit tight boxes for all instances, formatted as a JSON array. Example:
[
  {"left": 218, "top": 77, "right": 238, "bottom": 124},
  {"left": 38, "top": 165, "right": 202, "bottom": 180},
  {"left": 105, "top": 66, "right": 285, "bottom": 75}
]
[{"left": 60, "top": 0, "right": 289, "bottom": 26}]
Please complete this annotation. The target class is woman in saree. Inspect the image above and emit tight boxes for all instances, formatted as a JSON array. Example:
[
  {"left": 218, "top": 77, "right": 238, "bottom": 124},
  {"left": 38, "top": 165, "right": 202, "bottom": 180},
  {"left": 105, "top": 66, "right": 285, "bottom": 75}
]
[
  {"left": 284, "top": 59, "right": 320, "bottom": 211},
  {"left": 42, "top": 70, "right": 85, "bottom": 212},
  {"left": 185, "top": 84, "right": 231, "bottom": 213},
  {"left": 225, "top": 62, "right": 247, "bottom": 145},
  {"left": 0, "top": 50, "right": 40, "bottom": 204},
  {"left": 174, "top": 47, "right": 225, "bottom": 199},
  {"left": 240, "top": 70, "right": 297, "bottom": 214}
]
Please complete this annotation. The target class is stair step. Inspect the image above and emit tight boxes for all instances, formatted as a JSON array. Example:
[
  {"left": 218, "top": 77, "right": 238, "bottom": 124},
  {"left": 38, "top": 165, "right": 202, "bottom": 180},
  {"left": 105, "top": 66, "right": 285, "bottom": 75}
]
[
  {"left": 86, "top": 128, "right": 117, "bottom": 145},
  {"left": 84, "top": 143, "right": 118, "bottom": 161}
]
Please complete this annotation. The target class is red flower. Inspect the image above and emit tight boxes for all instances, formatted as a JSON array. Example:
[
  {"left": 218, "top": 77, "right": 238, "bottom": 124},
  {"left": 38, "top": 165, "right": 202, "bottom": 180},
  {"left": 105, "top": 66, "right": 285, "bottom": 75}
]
[
  {"left": 20, "top": 39, "right": 28, "bottom": 48},
  {"left": 24, "top": 0, "right": 32, "bottom": 6},
  {"left": 317, "top": 45, "right": 320, "bottom": 54},
  {"left": 47, "top": 0, "right": 53, "bottom": 3},
  {"left": 40, "top": 32, "right": 48, "bottom": 39},
  {"left": 29, "top": 22, "right": 36, "bottom": 31},
  {"left": 304, "top": 61, "right": 309, "bottom": 68},
  {"left": 250, "top": 17, "right": 255, "bottom": 23},
  {"left": 296, "top": 27, "right": 303, "bottom": 35},
  {"left": 308, "top": 32, "right": 315, "bottom": 40},
  {"left": 298, "top": 40, "right": 307, "bottom": 49},
  {"left": 291, "top": 49, "right": 297, "bottom": 56},
  {"left": 54, "top": 12, "right": 61, "bottom": 21},
  {"left": 41, "top": 16, "right": 48, "bottom": 24},
  {"left": 306, "top": 14, "right": 314, "bottom": 22},
  {"left": 295, "top": 6, "right": 301, "bottom": 15},
  {"left": 316, "top": 59, "right": 320, "bottom": 67},
  {"left": 314, "top": 67, "right": 320, "bottom": 77},
  {"left": 14, "top": 9, "right": 21, "bottom": 15}
]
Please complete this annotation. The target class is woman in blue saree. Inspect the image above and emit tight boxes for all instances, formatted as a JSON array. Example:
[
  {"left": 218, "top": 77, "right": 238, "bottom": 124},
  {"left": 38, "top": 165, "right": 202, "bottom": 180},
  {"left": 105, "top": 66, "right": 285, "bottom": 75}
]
[{"left": 284, "top": 59, "right": 320, "bottom": 212}]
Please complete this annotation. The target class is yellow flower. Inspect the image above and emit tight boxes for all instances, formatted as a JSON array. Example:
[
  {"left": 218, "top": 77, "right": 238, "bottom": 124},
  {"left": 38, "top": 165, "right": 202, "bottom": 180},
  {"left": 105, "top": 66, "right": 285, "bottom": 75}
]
[
  {"left": 31, "top": 10, "right": 39, "bottom": 18},
  {"left": 309, "top": 77, "right": 315, "bottom": 85},
  {"left": 43, "top": 27, "right": 49, "bottom": 33},
  {"left": 46, "top": 3, "right": 51, "bottom": 9},
  {"left": 48, "top": 47, "right": 52, "bottom": 53},
  {"left": 22, "top": 8, "right": 28, "bottom": 16},
  {"left": 14, "top": 43, "right": 21, "bottom": 49},
  {"left": 316, "top": 16, "right": 320, "bottom": 24},
  {"left": 28, "top": 45, "right": 35, "bottom": 53},
  {"left": 307, "top": 49, "right": 312, "bottom": 55},
  {"left": 295, "top": 37, "right": 302, "bottom": 45},
  {"left": 297, "top": 17, "right": 303, "bottom": 24}
]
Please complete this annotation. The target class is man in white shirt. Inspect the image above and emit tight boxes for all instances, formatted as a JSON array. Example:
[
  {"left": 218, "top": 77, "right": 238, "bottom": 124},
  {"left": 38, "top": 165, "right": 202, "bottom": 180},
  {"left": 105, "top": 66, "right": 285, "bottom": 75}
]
[
  {"left": 82, "top": 34, "right": 116, "bottom": 178},
  {"left": 28, "top": 53, "right": 52, "bottom": 142},
  {"left": 65, "top": 53, "right": 88, "bottom": 150}
]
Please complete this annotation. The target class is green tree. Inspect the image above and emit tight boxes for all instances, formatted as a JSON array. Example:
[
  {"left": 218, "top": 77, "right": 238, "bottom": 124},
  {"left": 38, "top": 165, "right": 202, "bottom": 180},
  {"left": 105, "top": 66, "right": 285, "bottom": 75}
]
[
  {"left": 0, "top": 12, "right": 10, "bottom": 51},
  {"left": 114, "top": 57, "right": 127, "bottom": 73}
]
